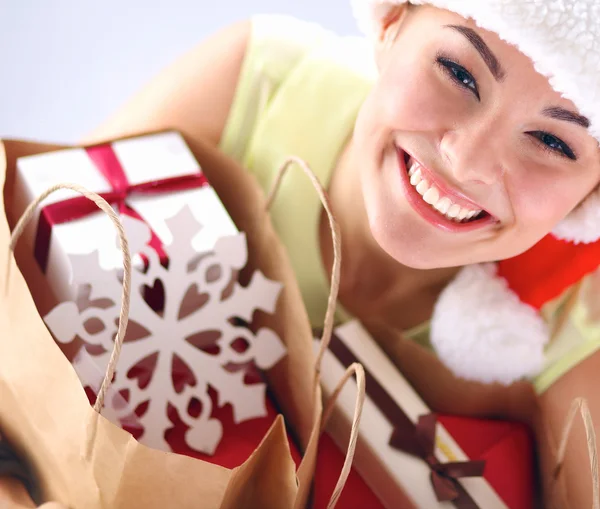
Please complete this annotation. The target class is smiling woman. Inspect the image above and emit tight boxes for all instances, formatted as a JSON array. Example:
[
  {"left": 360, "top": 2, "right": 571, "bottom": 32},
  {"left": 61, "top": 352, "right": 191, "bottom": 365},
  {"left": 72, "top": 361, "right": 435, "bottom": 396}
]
[
  {"left": 81, "top": 0, "right": 600, "bottom": 507},
  {"left": 356, "top": 4, "right": 600, "bottom": 271}
]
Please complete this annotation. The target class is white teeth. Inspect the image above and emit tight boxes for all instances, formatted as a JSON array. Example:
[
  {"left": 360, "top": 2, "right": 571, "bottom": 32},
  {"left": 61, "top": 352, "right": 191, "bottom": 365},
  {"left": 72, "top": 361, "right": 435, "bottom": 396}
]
[
  {"left": 434, "top": 197, "right": 452, "bottom": 215},
  {"left": 447, "top": 204, "right": 461, "bottom": 219},
  {"left": 406, "top": 162, "right": 484, "bottom": 222},
  {"left": 408, "top": 160, "right": 420, "bottom": 176},
  {"left": 423, "top": 186, "right": 440, "bottom": 205},
  {"left": 410, "top": 169, "right": 422, "bottom": 186},
  {"left": 416, "top": 180, "right": 429, "bottom": 196}
]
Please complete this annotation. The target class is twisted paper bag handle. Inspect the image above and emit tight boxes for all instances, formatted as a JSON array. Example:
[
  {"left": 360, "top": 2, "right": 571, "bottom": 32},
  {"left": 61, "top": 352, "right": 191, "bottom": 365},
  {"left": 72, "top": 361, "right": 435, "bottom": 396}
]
[
  {"left": 8, "top": 183, "right": 131, "bottom": 412},
  {"left": 8, "top": 183, "right": 132, "bottom": 459},
  {"left": 551, "top": 397, "right": 599, "bottom": 509},
  {"left": 267, "top": 156, "right": 366, "bottom": 509}
]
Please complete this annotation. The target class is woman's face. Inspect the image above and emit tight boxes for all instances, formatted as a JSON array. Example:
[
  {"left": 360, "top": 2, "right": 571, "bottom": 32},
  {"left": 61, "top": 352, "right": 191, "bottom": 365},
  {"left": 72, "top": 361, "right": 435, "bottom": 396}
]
[{"left": 355, "top": 5, "right": 600, "bottom": 269}]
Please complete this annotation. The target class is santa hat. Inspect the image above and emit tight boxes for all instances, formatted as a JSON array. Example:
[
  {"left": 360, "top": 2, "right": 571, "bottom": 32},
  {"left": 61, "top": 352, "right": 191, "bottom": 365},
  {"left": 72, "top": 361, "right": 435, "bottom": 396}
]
[{"left": 352, "top": 0, "right": 600, "bottom": 385}]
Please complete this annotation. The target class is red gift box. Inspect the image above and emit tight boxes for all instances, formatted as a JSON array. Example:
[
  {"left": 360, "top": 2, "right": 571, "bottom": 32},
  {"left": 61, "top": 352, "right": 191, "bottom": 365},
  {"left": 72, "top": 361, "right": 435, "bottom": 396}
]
[
  {"left": 313, "top": 321, "right": 537, "bottom": 509},
  {"left": 312, "top": 415, "right": 536, "bottom": 509}
]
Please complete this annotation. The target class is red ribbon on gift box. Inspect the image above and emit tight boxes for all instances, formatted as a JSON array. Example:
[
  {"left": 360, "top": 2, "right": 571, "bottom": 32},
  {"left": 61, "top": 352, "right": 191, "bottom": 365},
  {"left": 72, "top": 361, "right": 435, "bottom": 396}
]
[
  {"left": 34, "top": 143, "right": 208, "bottom": 273},
  {"left": 328, "top": 332, "right": 486, "bottom": 509}
]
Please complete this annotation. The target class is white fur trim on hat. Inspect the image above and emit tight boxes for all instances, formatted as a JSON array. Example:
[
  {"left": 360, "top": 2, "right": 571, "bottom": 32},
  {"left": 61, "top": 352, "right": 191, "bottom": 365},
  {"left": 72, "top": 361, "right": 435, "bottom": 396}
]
[
  {"left": 552, "top": 186, "right": 600, "bottom": 244},
  {"left": 430, "top": 264, "right": 549, "bottom": 385},
  {"left": 351, "top": 0, "right": 600, "bottom": 245}
]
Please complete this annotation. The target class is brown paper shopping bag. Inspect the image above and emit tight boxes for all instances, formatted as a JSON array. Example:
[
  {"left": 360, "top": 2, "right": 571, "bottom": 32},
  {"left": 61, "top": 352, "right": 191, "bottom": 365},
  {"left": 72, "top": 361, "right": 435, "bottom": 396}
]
[{"left": 0, "top": 135, "right": 365, "bottom": 509}]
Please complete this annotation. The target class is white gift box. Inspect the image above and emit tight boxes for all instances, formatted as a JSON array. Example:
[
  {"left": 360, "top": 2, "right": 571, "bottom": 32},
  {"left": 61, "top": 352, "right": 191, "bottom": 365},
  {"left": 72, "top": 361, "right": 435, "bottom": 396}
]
[
  {"left": 13, "top": 130, "right": 238, "bottom": 305},
  {"left": 315, "top": 321, "right": 508, "bottom": 509}
]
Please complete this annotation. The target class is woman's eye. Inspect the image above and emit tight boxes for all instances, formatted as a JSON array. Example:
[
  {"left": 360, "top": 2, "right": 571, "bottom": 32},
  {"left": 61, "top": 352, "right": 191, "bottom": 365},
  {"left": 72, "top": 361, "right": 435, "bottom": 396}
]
[
  {"left": 527, "top": 131, "right": 577, "bottom": 160},
  {"left": 437, "top": 56, "right": 480, "bottom": 100}
]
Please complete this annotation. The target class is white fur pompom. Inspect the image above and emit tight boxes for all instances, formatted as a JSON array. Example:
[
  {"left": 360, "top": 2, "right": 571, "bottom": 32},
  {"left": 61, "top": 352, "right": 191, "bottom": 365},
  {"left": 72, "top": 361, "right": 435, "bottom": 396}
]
[
  {"left": 552, "top": 187, "right": 600, "bottom": 245},
  {"left": 430, "top": 263, "right": 549, "bottom": 385}
]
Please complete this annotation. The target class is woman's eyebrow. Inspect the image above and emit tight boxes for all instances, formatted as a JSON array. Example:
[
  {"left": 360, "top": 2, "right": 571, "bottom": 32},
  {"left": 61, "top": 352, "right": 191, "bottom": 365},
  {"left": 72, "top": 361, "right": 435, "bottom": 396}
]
[
  {"left": 445, "top": 24, "right": 506, "bottom": 81},
  {"left": 542, "top": 106, "right": 590, "bottom": 129}
]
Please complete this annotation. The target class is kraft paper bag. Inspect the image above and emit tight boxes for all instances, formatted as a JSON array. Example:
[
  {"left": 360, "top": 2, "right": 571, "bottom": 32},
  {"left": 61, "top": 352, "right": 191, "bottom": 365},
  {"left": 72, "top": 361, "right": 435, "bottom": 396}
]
[{"left": 0, "top": 134, "right": 352, "bottom": 509}]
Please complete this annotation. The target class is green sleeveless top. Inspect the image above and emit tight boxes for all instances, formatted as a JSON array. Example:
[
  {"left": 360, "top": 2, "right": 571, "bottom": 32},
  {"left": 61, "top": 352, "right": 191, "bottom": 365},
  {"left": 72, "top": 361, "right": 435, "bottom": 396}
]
[
  {"left": 220, "top": 14, "right": 378, "bottom": 329},
  {"left": 219, "top": 14, "right": 600, "bottom": 394}
]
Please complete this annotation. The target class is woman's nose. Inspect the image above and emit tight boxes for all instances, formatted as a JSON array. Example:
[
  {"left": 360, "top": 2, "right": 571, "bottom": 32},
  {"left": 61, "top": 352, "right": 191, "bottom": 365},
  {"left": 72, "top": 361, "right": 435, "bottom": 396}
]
[{"left": 439, "top": 123, "right": 506, "bottom": 186}]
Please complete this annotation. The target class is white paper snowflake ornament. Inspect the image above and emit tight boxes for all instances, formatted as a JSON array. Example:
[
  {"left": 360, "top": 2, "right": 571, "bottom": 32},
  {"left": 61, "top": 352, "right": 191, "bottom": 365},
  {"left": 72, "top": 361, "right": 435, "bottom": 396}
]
[{"left": 44, "top": 205, "right": 287, "bottom": 455}]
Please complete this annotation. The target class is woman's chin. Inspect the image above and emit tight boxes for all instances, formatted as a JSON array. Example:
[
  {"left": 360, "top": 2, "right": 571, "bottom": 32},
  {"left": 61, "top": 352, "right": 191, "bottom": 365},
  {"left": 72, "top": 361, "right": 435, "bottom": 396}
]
[{"left": 368, "top": 215, "right": 464, "bottom": 269}]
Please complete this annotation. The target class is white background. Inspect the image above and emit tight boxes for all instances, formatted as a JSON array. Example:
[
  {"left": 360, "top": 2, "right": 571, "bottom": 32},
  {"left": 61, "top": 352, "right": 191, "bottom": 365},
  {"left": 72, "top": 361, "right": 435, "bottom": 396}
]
[{"left": 0, "top": 0, "right": 358, "bottom": 143}]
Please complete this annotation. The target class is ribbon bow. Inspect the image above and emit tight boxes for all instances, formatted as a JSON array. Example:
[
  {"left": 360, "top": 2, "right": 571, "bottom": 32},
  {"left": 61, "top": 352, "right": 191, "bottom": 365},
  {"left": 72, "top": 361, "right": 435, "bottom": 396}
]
[{"left": 389, "top": 413, "right": 486, "bottom": 506}]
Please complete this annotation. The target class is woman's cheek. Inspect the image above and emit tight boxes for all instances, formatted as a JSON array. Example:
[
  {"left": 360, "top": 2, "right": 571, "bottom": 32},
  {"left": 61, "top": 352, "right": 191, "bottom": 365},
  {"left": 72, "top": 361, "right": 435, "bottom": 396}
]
[
  {"left": 376, "top": 65, "right": 464, "bottom": 133},
  {"left": 507, "top": 168, "right": 583, "bottom": 229}
]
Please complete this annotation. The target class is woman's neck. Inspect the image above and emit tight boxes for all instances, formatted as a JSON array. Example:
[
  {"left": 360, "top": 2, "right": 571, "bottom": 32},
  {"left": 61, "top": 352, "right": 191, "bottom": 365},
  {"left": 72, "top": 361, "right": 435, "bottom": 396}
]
[{"left": 320, "top": 137, "right": 461, "bottom": 331}]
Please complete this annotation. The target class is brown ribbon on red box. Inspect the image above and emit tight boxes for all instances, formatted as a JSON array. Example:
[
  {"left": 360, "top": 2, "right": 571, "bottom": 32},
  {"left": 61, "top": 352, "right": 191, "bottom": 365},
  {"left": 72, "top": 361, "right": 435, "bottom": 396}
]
[
  {"left": 389, "top": 413, "right": 486, "bottom": 504},
  {"left": 327, "top": 332, "right": 486, "bottom": 509}
]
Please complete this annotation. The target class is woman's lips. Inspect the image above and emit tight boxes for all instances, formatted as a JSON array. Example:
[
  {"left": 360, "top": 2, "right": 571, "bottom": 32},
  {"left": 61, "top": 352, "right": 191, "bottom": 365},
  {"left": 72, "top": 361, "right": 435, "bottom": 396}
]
[{"left": 395, "top": 146, "right": 498, "bottom": 233}]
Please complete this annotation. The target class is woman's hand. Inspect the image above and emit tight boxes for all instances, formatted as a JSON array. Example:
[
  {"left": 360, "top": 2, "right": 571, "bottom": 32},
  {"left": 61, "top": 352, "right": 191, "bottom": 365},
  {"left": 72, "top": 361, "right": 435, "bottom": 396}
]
[
  {"left": 0, "top": 477, "right": 69, "bottom": 509},
  {"left": 536, "top": 351, "right": 600, "bottom": 509},
  {"left": 0, "top": 477, "right": 35, "bottom": 508}
]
